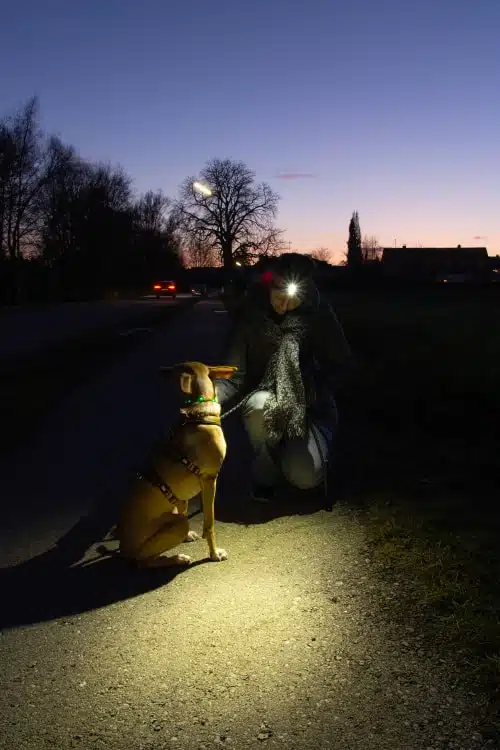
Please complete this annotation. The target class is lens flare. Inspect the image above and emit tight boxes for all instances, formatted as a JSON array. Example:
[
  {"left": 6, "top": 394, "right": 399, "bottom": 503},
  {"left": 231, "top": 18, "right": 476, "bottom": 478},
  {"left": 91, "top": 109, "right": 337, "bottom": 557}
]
[{"left": 286, "top": 283, "right": 298, "bottom": 296}]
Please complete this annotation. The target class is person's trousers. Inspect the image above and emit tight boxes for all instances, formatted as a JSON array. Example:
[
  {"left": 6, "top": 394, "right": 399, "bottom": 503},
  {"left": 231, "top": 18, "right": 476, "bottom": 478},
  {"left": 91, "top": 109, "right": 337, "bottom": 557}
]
[{"left": 242, "top": 390, "right": 336, "bottom": 489}]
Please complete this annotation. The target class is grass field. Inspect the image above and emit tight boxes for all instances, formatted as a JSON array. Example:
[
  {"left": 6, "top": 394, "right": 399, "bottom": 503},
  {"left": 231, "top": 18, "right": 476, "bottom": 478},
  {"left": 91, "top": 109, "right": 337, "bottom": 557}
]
[{"left": 332, "top": 285, "right": 500, "bottom": 737}]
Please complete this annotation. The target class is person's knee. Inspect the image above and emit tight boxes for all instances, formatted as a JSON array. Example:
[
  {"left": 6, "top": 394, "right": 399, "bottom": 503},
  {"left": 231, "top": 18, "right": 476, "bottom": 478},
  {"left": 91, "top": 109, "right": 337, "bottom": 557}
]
[
  {"left": 280, "top": 439, "right": 324, "bottom": 490},
  {"left": 242, "top": 390, "right": 272, "bottom": 444}
]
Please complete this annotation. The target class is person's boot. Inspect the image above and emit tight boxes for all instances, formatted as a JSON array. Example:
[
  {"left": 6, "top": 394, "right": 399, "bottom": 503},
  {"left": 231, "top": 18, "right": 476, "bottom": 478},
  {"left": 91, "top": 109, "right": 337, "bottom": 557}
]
[
  {"left": 251, "top": 483, "right": 277, "bottom": 504},
  {"left": 250, "top": 441, "right": 284, "bottom": 504}
]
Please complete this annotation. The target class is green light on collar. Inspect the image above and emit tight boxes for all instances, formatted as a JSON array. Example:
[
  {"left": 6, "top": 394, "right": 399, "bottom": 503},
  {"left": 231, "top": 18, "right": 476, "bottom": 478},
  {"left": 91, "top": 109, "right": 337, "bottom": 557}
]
[{"left": 184, "top": 396, "right": 217, "bottom": 405}]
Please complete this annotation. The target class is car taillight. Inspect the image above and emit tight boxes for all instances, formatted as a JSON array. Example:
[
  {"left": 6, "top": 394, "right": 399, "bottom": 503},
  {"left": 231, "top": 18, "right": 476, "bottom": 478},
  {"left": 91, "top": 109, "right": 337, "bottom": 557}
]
[
  {"left": 153, "top": 284, "right": 161, "bottom": 290},
  {"left": 167, "top": 284, "right": 175, "bottom": 290}
]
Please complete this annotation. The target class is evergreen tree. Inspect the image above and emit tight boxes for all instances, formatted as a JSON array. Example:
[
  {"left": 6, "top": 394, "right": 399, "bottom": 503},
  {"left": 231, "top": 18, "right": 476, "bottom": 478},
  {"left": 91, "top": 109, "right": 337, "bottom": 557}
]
[{"left": 347, "top": 210, "right": 362, "bottom": 269}]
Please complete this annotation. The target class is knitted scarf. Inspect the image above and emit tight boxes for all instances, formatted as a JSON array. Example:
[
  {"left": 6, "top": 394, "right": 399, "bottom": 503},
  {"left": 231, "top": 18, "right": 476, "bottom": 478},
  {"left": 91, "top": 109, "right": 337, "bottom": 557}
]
[{"left": 258, "top": 311, "right": 310, "bottom": 445}]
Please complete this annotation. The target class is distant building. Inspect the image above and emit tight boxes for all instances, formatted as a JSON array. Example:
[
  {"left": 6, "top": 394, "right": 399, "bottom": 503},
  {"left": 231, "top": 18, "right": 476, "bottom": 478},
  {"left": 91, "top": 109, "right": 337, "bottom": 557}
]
[
  {"left": 488, "top": 254, "right": 500, "bottom": 282},
  {"left": 380, "top": 245, "right": 489, "bottom": 282}
]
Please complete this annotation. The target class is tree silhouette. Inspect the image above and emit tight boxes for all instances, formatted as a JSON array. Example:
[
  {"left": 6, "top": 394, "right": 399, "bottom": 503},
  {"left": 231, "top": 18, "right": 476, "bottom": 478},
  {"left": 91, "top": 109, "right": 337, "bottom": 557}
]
[
  {"left": 134, "top": 190, "right": 170, "bottom": 234},
  {"left": 1, "top": 97, "right": 182, "bottom": 302},
  {"left": 182, "top": 236, "right": 220, "bottom": 268},
  {"left": 347, "top": 210, "right": 362, "bottom": 269},
  {"left": 361, "top": 234, "right": 382, "bottom": 262},
  {"left": 174, "top": 158, "right": 280, "bottom": 275},
  {"left": 310, "top": 247, "right": 332, "bottom": 263},
  {"left": 2, "top": 103, "right": 285, "bottom": 303}
]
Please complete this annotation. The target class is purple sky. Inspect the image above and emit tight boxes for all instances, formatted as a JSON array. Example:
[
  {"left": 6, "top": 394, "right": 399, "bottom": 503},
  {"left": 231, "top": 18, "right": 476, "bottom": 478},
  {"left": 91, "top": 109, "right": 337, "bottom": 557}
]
[{"left": 1, "top": 0, "right": 498, "bottom": 262}]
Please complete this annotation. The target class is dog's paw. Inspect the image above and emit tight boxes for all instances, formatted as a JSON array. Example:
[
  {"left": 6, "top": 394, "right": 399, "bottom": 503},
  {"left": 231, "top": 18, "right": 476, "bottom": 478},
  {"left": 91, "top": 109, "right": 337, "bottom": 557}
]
[
  {"left": 138, "top": 553, "right": 191, "bottom": 568},
  {"left": 184, "top": 530, "right": 200, "bottom": 543},
  {"left": 175, "top": 553, "right": 192, "bottom": 565},
  {"left": 210, "top": 548, "right": 228, "bottom": 562}
]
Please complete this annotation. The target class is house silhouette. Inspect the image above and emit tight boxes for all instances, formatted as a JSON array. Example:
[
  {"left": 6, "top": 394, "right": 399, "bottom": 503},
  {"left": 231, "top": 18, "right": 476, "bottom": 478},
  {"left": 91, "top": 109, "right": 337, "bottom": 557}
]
[{"left": 381, "top": 245, "right": 489, "bottom": 282}]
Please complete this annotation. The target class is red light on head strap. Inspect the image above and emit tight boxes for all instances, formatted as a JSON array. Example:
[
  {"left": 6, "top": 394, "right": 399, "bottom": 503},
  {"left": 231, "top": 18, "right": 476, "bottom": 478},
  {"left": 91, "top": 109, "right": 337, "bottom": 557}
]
[{"left": 261, "top": 270, "right": 274, "bottom": 284}]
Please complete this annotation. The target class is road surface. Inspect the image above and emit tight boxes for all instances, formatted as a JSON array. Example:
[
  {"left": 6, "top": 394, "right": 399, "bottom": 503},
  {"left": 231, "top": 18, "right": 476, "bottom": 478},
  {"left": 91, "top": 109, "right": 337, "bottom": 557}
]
[
  {"left": 0, "top": 301, "right": 492, "bottom": 750},
  {"left": 0, "top": 294, "right": 192, "bottom": 365}
]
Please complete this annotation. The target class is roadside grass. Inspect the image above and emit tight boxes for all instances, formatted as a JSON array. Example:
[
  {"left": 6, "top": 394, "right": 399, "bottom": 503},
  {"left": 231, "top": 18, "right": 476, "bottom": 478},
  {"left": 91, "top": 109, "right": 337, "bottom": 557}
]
[
  {"left": 0, "top": 299, "right": 198, "bottom": 460},
  {"left": 334, "top": 286, "right": 500, "bottom": 737}
]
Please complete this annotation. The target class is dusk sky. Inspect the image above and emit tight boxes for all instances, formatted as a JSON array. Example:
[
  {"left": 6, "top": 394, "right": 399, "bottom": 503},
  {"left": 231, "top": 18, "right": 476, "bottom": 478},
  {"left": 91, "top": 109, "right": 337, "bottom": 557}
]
[{"left": 1, "top": 0, "right": 499, "bottom": 262}]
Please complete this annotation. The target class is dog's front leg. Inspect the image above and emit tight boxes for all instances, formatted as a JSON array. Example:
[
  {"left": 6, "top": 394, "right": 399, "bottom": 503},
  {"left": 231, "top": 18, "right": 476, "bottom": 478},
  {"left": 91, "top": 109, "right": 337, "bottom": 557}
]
[
  {"left": 201, "top": 476, "right": 227, "bottom": 561},
  {"left": 176, "top": 498, "right": 200, "bottom": 543}
]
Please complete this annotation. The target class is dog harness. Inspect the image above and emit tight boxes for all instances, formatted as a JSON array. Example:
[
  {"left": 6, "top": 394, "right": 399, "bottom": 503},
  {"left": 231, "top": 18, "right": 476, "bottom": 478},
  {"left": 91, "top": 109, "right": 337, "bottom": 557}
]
[
  {"left": 136, "top": 456, "right": 202, "bottom": 504},
  {"left": 136, "top": 466, "right": 178, "bottom": 502},
  {"left": 135, "top": 415, "right": 220, "bottom": 502}
]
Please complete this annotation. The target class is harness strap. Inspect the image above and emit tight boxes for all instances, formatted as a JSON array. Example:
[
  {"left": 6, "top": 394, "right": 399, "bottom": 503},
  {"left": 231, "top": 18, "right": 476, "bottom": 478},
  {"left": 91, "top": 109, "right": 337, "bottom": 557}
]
[
  {"left": 173, "top": 454, "right": 202, "bottom": 477},
  {"left": 136, "top": 416, "right": 213, "bottom": 498},
  {"left": 136, "top": 468, "right": 179, "bottom": 503},
  {"left": 136, "top": 452, "right": 203, "bottom": 502}
]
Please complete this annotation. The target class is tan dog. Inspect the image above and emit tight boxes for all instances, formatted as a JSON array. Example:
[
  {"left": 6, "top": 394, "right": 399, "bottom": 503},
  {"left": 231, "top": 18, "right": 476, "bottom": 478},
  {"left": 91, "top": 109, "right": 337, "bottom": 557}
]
[{"left": 116, "top": 362, "right": 238, "bottom": 568}]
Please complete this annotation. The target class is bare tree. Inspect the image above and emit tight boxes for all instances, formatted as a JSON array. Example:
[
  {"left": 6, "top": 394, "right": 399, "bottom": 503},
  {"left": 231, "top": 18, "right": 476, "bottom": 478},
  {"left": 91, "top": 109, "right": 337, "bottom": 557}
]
[
  {"left": 0, "top": 122, "right": 17, "bottom": 258},
  {"left": 182, "top": 236, "right": 220, "bottom": 268},
  {"left": 85, "top": 162, "right": 132, "bottom": 214},
  {"left": 38, "top": 139, "right": 85, "bottom": 263},
  {"left": 234, "top": 224, "right": 286, "bottom": 265},
  {"left": 131, "top": 189, "right": 182, "bottom": 282},
  {"left": 0, "top": 99, "right": 72, "bottom": 261},
  {"left": 174, "top": 158, "right": 280, "bottom": 275},
  {"left": 134, "top": 189, "right": 170, "bottom": 234},
  {"left": 0, "top": 98, "right": 188, "bottom": 302},
  {"left": 361, "top": 234, "right": 382, "bottom": 262},
  {"left": 0, "top": 98, "right": 43, "bottom": 260},
  {"left": 310, "top": 247, "right": 332, "bottom": 263}
]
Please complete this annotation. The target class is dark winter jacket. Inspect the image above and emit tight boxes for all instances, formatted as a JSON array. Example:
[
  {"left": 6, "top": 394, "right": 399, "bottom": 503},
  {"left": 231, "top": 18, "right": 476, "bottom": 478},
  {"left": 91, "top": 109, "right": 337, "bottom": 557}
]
[{"left": 215, "top": 278, "right": 353, "bottom": 429}]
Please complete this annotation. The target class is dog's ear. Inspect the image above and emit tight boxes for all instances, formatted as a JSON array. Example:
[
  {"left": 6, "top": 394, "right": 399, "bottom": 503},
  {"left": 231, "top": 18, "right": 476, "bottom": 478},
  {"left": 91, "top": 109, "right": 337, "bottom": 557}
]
[
  {"left": 207, "top": 365, "right": 238, "bottom": 380},
  {"left": 159, "top": 364, "right": 193, "bottom": 394},
  {"left": 179, "top": 373, "right": 192, "bottom": 394}
]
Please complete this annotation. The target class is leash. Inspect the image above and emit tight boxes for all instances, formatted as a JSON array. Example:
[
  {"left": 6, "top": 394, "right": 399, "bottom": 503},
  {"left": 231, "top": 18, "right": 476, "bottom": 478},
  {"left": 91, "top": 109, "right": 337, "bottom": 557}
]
[{"left": 219, "top": 390, "right": 259, "bottom": 421}]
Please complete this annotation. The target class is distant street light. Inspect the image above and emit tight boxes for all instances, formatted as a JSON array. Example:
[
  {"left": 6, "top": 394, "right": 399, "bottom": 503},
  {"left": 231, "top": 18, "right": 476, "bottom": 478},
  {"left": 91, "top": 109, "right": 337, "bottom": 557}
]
[
  {"left": 192, "top": 181, "right": 213, "bottom": 198},
  {"left": 235, "top": 261, "right": 242, "bottom": 267}
]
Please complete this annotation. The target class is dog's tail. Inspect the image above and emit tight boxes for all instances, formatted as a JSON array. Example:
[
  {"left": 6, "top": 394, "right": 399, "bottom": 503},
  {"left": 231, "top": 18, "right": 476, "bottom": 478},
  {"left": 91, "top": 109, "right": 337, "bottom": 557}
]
[
  {"left": 95, "top": 544, "right": 119, "bottom": 558},
  {"left": 103, "top": 525, "right": 118, "bottom": 542}
]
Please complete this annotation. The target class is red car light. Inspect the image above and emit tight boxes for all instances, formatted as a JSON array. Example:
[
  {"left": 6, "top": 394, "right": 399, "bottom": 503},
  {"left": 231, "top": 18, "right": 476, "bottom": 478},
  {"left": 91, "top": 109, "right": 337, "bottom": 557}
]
[
  {"left": 167, "top": 284, "right": 176, "bottom": 290},
  {"left": 153, "top": 284, "right": 161, "bottom": 290}
]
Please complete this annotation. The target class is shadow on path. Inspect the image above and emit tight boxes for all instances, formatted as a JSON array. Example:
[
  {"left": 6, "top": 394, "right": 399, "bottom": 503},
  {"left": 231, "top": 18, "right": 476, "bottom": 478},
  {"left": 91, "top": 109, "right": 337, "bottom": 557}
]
[
  {"left": 0, "top": 413, "right": 348, "bottom": 632},
  {"left": 215, "top": 419, "right": 339, "bottom": 525},
  {"left": 0, "top": 484, "right": 207, "bottom": 632}
]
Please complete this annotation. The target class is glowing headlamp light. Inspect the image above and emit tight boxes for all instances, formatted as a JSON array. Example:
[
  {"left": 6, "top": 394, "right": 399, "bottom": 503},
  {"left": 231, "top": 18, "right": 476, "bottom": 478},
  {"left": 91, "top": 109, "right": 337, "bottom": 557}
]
[{"left": 286, "top": 282, "right": 298, "bottom": 297}]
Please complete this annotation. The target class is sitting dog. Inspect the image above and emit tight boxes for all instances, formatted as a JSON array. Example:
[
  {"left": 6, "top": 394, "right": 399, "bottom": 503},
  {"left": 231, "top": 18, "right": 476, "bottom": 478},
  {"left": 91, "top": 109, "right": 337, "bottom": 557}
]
[{"left": 116, "top": 361, "right": 237, "bottom": 568}]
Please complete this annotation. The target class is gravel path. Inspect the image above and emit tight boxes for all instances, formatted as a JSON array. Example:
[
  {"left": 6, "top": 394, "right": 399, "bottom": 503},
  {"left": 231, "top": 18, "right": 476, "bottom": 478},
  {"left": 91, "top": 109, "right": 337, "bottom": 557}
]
[{"left": 0, "top": 301, "right": 494, "bottom": 750}]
